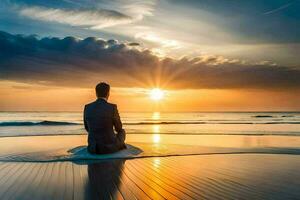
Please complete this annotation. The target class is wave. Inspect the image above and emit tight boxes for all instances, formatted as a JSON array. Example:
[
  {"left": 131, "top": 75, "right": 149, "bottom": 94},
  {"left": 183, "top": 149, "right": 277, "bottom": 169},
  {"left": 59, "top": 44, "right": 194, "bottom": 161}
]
[
  {"left": 125, "top": 121, "right": 206, "bottom": 125},
  {"left": 0, "top": 120, "right": 81, "bottom": 126},
  {"left": 282, "top": 115, "right": 294, "bottom": 118},
  {"left": 1, "top": 120, "right": 300, "bottom": 126},
  {"left": 253, "top": 115, "right": 274, "bottom": 118},
  {"left": 125, "top": 121, "right": 300, "bottom": 125},
  {"left": 1, "top": 132, "right": 300, "bottom": 138}
]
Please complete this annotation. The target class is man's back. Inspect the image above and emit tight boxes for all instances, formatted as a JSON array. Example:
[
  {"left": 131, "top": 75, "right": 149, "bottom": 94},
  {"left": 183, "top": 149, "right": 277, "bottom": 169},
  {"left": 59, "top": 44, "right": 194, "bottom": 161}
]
[{"left": 84, "top": 98, "right": 125, "bottom": 154}]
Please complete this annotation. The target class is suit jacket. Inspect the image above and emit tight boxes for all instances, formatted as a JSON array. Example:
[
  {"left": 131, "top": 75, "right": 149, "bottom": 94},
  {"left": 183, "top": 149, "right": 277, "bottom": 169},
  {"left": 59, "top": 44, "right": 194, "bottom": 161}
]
[{"left": 84, "top": 98, "right": 125, "bottom": 153}]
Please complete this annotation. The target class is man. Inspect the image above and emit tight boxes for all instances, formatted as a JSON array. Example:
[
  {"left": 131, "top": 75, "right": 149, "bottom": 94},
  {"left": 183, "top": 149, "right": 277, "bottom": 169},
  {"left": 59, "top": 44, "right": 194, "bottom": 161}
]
[{"left": 84, "top": 82, "right": 126, "bottom": 154}]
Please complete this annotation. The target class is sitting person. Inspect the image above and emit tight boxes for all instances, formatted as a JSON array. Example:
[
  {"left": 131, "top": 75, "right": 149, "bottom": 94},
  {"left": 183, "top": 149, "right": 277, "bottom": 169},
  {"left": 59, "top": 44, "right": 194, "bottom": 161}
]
[{"left": 84, "top": 82, "right": 126, "bottom": 154}]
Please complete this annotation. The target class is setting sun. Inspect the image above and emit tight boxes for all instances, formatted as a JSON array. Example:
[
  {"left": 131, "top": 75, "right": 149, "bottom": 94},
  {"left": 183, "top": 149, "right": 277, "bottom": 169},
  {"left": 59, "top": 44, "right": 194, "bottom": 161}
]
[{"left": 149, "top": 88, "right": 165, "bottom": 101}]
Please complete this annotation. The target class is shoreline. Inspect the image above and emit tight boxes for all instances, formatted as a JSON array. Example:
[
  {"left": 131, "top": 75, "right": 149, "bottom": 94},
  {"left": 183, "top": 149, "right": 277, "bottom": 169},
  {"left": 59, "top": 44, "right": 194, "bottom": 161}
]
[
  {"left": 1, "top": 134, "right": 300, "bottom": 199},
  {"left": 1, "top": 151, "right": 300, "bottom": 163},
  {"left": 1, "top": 134, "right": 300, "bottom": 163},
  {"left": 2, "top": 131, "right": 300, "bottom": 138}
]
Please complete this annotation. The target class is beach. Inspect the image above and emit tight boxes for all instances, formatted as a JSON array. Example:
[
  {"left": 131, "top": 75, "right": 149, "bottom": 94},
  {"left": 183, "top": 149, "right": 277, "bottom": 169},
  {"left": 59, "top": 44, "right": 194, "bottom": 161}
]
[
  {"left": 1, "top": 112, "right": 300, "bottom": 199},
  {"left": 1, "top": 134, "right": 300, "bottom": 199},
  {"left": 1, "top": 150, "right": 300, "bottom": 199},
  {"left": 1, "top": 1, "right": 300, "bottom": 198}
]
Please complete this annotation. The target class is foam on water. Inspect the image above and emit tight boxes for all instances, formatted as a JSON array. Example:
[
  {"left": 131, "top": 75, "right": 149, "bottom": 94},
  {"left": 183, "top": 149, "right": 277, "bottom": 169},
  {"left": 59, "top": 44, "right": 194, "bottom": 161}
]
[
  {"left": 1, "top": 135, "right": 300, "bottom": 162},
  {"left": 1, "top": 144, "right": 300, "bottom": 162}
]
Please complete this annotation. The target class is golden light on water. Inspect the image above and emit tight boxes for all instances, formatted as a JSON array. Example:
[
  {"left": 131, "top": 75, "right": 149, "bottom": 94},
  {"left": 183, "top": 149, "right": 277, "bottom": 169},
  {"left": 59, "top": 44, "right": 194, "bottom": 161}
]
[
  {"left": 152, "top": 125, "right": 161, "bottom": 143},
  {"left": 152, "top": 112, "right": 161, "bottom": 120},
  {"left": 152, "top": 113, "right": 161, "bottom": 143},
  {"left": 152, "top": 125, "right": 160, "bottom": 133},
  {"left": 149, "top": 88, "right": 165, "bottom": 101},
  {"left": 152, "top": 134, "right": 161, "bottom": 143}
]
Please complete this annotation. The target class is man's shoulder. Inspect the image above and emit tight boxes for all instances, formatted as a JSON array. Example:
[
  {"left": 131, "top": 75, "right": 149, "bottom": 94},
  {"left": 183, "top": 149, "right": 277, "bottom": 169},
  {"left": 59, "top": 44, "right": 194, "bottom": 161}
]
[
  {"left": 84, "top": 100, "right": 117, "bottom": 109},
  {"left": 106, "top": 102, "right": 117, "bottom": 109},
  {"left": 106, "top": 102, "right": 116, "bottom": 106},
  {"left": 84, "top": 100, "right": 97, "bottom": 108}
]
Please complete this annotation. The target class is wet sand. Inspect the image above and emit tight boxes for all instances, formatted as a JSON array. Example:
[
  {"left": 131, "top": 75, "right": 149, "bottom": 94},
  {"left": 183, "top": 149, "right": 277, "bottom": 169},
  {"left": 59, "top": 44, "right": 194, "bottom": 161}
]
[
  {"left": 1, "top": 134, "right": 300, "bottom": 199},
  {"left": 0, "top": 154, "right": 300, "bottom": 199}
]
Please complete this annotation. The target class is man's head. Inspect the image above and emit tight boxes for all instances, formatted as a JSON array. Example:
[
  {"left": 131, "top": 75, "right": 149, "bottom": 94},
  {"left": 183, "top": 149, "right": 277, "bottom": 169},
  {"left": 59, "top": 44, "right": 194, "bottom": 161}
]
[{"left": 96, "top": 82, "right": 110, "bottom": 99}]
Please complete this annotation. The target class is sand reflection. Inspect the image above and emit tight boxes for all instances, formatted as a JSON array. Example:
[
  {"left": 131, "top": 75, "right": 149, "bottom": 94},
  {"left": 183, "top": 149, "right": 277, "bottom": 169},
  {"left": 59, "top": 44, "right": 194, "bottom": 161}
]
[{"left": 85, "top": 160, "right": 125, "bottom": 199}]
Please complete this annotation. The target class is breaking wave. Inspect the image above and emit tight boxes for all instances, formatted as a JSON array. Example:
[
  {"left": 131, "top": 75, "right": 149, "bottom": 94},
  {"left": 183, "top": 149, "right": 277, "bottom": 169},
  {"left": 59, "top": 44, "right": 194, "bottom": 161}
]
[
  {"left": 0, "top": 121, "right": 81, "bottom": 126},
  {"left": 1, "top": 120, "right": 300, "bottom": 126}
]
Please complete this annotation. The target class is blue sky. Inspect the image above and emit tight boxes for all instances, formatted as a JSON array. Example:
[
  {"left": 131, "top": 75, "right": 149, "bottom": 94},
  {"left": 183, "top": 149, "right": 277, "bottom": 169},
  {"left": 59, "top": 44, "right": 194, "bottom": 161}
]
[{"left": 1, "top": 0, "right": 299, "bottom": 65}]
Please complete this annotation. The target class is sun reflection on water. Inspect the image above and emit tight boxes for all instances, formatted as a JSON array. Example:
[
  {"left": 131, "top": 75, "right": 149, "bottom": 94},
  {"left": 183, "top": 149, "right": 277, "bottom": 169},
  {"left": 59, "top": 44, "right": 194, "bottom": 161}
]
[
  {"left": 152, "top": 124, "right": 160, "bottom": 133},
  {"left": 152, "top": 112, "right": 161, "bottom": 120},
  {"left": 153, "top": 134, "right": 161, "bottom": 143},
  {"left": 152, "top": 134, "right": 161, "bottom": 143},
  {"left": 152, "top": 112, "right": 161, "bottom": 143}
]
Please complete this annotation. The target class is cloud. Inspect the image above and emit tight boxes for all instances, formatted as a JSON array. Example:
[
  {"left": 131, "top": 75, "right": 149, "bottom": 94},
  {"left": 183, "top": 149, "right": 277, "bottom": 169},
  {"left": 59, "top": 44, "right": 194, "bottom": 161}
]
[
  {"left": 17, "top": 6, "right": 133, "bottom": 29},
  {"left": 120, "top": 0, "right": 156, "bottom": 20},
  {"left": 0, "top": 31, "right": 300, "bottom": 90},
  {"left": 264, "top": 1, "right": 296, "bottom": 15},
  {"left": 135, "top": 32, "right": 181, "bottom": 49},
  {"left": 9, "top": 0, "right": 157, "bottom": 29}
]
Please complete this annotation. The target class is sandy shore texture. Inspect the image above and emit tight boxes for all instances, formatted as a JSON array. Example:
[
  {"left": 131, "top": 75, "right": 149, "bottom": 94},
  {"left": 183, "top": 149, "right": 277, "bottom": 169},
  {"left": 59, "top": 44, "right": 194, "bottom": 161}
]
[
  {"left": 0, "top": 154, "right": 300, "bottom": 199},
  {"left": 1, "top": 135, "right": 300, "bottom": 199}
]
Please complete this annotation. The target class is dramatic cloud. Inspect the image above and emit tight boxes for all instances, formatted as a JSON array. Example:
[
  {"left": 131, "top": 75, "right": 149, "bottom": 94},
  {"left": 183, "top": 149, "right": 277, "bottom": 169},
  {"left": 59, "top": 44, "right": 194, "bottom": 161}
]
[
  {"left": 9, "top": 0, "right": 157, "bottom": 29},
  {"left": 17, "top": 6, "right": 132, "bottom": 29},
  {"left": 0, "top": 31, "right": 300, "bottom": 90}
]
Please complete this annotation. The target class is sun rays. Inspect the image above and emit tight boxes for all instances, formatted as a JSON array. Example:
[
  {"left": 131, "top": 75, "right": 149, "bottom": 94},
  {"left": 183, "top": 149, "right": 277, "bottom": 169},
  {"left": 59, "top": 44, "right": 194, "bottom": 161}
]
[{"left": 149, "top": 88, "right": 165, "bottom": 101}]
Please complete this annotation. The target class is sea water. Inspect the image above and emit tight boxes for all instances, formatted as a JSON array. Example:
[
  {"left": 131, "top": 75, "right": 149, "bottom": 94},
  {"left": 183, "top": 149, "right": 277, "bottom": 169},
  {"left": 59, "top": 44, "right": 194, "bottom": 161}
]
[
  {"left": 0, "top": 112, "right": 299, "bottom": 137},
  {"left": 1, "top": 111, "right": 300, "bottom": 162}
]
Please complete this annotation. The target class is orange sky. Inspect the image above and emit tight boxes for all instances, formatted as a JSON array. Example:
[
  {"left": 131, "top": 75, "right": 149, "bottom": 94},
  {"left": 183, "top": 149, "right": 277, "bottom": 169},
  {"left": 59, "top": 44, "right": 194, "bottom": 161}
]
[
  {"left": 1, "top": 81, "right": 300, "bottom": 112},
  {"left": 1, "top": 32, "right": 300, "bottom": 112}
]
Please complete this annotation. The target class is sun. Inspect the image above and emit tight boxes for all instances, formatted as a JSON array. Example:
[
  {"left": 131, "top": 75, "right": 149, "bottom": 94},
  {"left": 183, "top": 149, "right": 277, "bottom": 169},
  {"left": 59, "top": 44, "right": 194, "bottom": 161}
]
[{"left": 149, "top": 88, "right": 165, "bottom": 101}]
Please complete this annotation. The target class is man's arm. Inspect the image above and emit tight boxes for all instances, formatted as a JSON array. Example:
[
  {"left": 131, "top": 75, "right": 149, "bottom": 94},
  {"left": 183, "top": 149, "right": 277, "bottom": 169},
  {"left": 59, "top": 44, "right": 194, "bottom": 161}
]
[
  {"left": 113, "top": 105, "right": 125, "bottom": 135},
  {"left": 83, "top": 105, "right": 89, "bottom": 132}
]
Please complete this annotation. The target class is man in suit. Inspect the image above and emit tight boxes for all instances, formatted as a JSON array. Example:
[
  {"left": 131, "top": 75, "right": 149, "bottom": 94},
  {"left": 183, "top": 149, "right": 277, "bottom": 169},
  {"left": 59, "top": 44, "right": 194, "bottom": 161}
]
[{"left": 84, "top": 82, "right": 126, "bottom": 154}]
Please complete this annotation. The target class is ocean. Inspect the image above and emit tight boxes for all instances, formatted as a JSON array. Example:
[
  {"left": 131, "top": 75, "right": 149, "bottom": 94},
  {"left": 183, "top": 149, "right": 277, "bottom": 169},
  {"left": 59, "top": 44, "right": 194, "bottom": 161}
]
[{"left": 0, "top": 112, "right": 300, "bottom": 137}]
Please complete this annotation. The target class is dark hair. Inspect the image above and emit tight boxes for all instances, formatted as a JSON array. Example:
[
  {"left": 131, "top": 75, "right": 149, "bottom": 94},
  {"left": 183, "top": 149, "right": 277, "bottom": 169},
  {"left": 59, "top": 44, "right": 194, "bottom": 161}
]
[{"left": 95, "top": 82, "right": 110, "bottom": 98}]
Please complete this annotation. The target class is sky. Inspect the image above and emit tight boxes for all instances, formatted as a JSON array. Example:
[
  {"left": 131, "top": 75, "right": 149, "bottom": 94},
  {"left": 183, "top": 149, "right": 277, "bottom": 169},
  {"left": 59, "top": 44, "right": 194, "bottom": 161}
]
[{"left": 0, "top": 0, "right": 300, "bottom": 111}]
